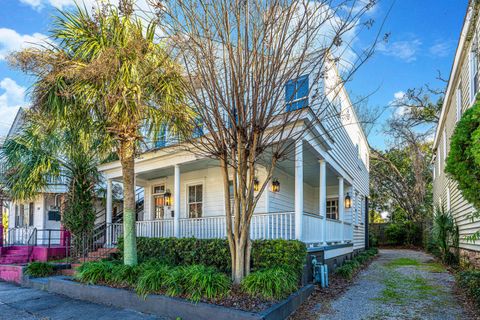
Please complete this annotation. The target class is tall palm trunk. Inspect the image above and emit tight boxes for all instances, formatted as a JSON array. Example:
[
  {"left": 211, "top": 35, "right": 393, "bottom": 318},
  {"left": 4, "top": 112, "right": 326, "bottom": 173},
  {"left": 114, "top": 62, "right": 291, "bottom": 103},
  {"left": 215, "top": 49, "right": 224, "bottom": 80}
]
[{"left": 120, "top": 139, "right": 137, "bottom": 266}]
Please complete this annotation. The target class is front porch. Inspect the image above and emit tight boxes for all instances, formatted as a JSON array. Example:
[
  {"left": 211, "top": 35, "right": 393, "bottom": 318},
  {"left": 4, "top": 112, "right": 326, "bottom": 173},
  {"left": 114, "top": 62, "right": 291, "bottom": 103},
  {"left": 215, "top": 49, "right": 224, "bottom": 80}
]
[{"left": 101, "top": 139, "right": 360, "bottom": 247}]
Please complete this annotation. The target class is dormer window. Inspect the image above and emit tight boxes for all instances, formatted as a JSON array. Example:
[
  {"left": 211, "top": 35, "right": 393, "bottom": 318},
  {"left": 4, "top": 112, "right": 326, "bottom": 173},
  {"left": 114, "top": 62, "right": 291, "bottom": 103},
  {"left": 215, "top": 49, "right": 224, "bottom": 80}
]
[
  {"left": 286, "top": 75, "right": 309, "bottom": 112},
  {"left": 155, "top": 126, "right": 167, "bottom": 148}
]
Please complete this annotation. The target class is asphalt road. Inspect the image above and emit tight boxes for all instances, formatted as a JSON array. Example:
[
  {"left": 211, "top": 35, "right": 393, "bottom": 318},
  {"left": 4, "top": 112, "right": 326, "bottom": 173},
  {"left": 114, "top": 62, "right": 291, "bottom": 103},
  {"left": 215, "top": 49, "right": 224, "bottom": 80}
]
[{"left": 0, "top": 281, "right": 163, "bottom": 320}]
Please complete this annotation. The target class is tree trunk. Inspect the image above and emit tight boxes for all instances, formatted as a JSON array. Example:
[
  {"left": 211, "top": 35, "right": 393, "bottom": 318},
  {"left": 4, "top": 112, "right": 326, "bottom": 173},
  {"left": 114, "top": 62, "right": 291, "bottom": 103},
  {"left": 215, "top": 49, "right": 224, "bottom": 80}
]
[{"left": 120, "top": 139, "right": 138, "bottom": 266}]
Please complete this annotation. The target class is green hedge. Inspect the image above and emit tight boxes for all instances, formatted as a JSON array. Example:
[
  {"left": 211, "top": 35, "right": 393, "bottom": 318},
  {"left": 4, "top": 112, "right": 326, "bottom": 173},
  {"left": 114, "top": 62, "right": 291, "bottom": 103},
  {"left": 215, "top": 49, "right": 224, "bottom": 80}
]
[
  {"left": 458, "top": 270, "right": 480, "bottom": 308},
  {"left": 117, "top": 237, "right": 306, "bottom": 274}
]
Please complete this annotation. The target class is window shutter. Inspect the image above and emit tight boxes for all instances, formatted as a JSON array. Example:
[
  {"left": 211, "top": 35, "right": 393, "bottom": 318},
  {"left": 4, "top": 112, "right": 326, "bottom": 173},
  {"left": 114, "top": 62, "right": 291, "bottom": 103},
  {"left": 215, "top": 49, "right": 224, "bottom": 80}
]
[
  {"left": 297, "top": 75, "right": 309, "bottom": 108},
  {"left": 285, "top": 80, "right": 295, "bottom": 112}
]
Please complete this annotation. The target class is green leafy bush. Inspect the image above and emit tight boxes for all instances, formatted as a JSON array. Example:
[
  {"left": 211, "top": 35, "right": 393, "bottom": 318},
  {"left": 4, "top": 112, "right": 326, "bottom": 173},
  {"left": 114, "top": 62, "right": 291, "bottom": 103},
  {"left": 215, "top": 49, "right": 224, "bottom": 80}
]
[
  {"left": 75, "top": 261, "right": 115, "bottom": 284},
  {"left": 335, "top": 248, "right": 378, "bottom": 280},
  {"left": 368, "top": 233, "right": 378, "bottom": 247},
  {"left": 241, "top": 267, "right": 298, "bottom": 300},
  {"left": 458, "top": 270, "right": 480, "bottom": 307},
  {"left": 118, "top": 237, "right": 306, "bottom": 275},
  {"left": 445, "top": 99, "right": 480, "bottom": 209},
  {"left": 335, "top": 263, "right": 355, "bottom": 279},
  {"left": 384, "top": 222, "right": 422, "bottom": 246},
  {"left": 106, "top": 264, "right": 142, "bottom": 286},
  {"left": 135, "top": 264, "right": 171, "bottom": 297},
  {"left": 433, "top": 207, "right": 459, "bottom": 265},
  {"left": 176, "top": 265, "right": 231, "bottom": 302},
  {"left": 24, "top": 262, "right": 55, "bottom": 278},
  {"left": 135, "top": 264, "right": 230, "bottom": 302}
]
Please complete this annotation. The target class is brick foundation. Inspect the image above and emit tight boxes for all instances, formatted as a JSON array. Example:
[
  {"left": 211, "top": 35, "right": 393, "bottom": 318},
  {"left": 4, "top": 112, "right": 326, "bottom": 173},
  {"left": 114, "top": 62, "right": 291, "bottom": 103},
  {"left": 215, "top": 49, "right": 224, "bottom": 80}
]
[{"left": 459, "top": 248, "right": 480, "bottom": 269}]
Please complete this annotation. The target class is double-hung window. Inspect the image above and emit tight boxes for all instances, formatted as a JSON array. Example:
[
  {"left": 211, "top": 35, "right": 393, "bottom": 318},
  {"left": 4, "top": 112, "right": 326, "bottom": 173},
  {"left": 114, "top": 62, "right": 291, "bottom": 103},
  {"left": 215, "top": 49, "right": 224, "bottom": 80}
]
[
  {"left": 155, "top": 126, "right": 167, "bottom": 148},
  {"left": 188, "top": 184, "right": 203, "bottom": 218},
  {"left": 286, "top": 75, "right": 309, "bottom": 112},
  {"left": 456, "top": 86, "right": 463, "bottom": 122},
  {"left": 326, "top": 199, "right": 339, "bottom": 220},
  {"left": 470, "top": 41, "right": 479, "bottom": 104}
]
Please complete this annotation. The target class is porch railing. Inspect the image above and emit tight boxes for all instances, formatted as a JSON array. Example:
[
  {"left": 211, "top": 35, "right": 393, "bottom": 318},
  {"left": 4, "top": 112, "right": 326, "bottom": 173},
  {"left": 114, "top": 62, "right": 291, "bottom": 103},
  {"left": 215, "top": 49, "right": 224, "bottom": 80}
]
[
  {"left": 6, "top": 226, "right": 36, "bottom": 246},
  {"left": 106, "top": 211, "right": 353, "bottom": 245},
  {"left": 107, "top": 212, "right": 295, "bottom": 245}
]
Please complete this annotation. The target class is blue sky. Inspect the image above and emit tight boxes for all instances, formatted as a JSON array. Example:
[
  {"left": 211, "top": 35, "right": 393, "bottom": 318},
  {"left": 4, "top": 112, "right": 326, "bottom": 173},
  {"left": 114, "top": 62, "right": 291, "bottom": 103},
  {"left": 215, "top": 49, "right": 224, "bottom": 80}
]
[{"left": 0, "top": 0, "right": 469, "bottom": 148}]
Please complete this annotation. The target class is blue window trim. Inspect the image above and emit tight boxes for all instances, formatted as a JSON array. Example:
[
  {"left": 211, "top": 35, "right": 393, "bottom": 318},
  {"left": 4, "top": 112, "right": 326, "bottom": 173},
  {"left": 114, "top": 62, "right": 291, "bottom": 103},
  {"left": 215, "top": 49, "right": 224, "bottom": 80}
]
[
  {"left": 155, "top": 126, "right": 167, "bottom": 148},
  {"left": 286, "top": 74, "right": 309, "bottom": 112}
]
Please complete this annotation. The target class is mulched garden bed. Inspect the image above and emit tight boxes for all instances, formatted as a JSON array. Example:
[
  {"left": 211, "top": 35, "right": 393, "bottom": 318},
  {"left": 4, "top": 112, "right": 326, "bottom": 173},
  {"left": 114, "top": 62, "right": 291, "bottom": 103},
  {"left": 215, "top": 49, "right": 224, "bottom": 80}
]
[{"left": 72, "top": 279, "right": 277, "bottom": 312}]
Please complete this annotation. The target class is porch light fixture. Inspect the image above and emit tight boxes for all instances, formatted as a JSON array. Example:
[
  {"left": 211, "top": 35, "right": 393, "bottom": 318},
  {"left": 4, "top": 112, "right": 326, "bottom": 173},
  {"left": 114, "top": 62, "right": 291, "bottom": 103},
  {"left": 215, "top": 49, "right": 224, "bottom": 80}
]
[
  {"left": 344, "top": 193, "right": 352, "bottom": 209},
  {"left": 164, "top": 190, "right": 172, "bottom": 206},
  {"left": 271, "top": 179, "right": 280, "bottom": 193},
  {"left": 253, "top": 177, "right": 260, "bottom": 192}
]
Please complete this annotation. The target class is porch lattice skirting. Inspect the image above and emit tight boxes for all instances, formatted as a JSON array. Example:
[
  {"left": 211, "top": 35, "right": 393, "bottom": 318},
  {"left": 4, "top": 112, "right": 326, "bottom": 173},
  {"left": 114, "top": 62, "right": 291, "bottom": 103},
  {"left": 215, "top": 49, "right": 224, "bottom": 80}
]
[{"left": 107, "top": 212, "right": 353, "bottom": 246}]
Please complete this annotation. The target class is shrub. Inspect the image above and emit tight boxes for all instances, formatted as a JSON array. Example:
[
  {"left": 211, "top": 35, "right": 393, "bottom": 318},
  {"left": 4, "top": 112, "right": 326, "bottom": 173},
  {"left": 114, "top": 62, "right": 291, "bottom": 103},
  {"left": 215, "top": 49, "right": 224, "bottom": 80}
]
[
  {"left": 368, "top": 233, "right": 378, "bottom": 248},
  {"left": 458, "top": 270, "right": 480, "bottom": 308},
  {"left": 177, "top": 265, "right": 231, "bottom": 302},
  {"left": 433, "top": 207, "right": 459, "bottom": 265},
  {"left": 118, "top": 237, "right": 306, "bottom": 275},
  {"left": 106, "top": 264, "right": 142, "bottom": 286},
  {"left": 135, "top": 264, "right": 230, "bottom": 302},
  {"left": 135, "top": 264, "right": 171, "bottom": 297},
  {"left": 241, "top": 267, "right": 298, "bottom": 300},
  {"left": 24, "top": 262, "right": 55, "bottom": 278},
  {"left": 251, "top": 239, "right": 306, "bottom": 275},
  {"left": 445, "top": 98, "right": 480, "bottom": 209},
  {"left": 336, "top": 249, "right": 378, "bottom": 280},
  {"left": 354, "top": 253, "right": 370, "bottom": 265},
  {"left": 335, "top": 264, "right": 355, "bottom": 279},
  {"left": 75, "top": 261, "right": 115, "bottom": 284},
  {"left": 385, "top": 223, "right": 406, "bottom": 245}
]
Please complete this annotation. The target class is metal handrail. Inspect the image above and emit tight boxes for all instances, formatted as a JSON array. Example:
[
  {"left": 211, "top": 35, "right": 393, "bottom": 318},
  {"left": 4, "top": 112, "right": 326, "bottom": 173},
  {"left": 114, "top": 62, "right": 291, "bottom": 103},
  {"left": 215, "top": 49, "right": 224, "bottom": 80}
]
[{"left": 27, "top": 228, "right": 37, "bottom": 262}]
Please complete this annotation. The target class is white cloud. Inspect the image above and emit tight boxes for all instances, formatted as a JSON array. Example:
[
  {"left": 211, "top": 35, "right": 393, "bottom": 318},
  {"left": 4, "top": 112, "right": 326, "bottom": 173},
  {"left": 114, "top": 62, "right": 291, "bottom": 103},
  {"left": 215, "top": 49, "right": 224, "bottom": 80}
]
[
  {"left": 0, "top": 28, "right": 49, "bottom": 60},
  {"left": 429, "top": 40, "right": 453, "bottom": 58},
  {"left": 20, "top": 0, "right": 154, "bottom": 14},
  {"left": 0, "top": 78, "right": 26, "bottom": 137},
  {"left": 393, "top": 91, "right": 405, "bottom": 100},
  {"left": 377, "top": 38, "right": 422, "bottom": 63}
]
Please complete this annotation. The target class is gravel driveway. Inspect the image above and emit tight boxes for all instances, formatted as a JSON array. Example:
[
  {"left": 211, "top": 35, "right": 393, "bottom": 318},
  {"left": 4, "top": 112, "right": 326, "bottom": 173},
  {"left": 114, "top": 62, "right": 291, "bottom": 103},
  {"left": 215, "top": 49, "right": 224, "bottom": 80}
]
[{"left": 317, "top": 249, "right": 471, "bottom": 320}]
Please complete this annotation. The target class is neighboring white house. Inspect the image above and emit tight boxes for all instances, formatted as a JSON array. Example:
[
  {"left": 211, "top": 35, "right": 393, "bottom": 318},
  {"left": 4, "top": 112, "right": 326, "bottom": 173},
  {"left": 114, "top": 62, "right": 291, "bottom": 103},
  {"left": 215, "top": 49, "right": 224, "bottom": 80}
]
[
  {"left": 433, "top": 2, "right": 480, "bottom": 267},
  {"left": 99, "top": 58, "right": 370, "bottom": 264},
  {"left": 2, "top": 108, "right": 68, "bottom": 245}
]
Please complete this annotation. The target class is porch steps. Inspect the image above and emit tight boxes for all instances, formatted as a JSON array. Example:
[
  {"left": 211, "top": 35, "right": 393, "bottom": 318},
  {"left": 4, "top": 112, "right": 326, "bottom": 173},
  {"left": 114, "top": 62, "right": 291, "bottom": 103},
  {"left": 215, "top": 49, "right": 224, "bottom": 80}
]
[
  {"left": 60, "top": 248, "right": 119, "bottom": 276},
  {"left": 0, "top": 247, "right": 30, "bottom": 265}
]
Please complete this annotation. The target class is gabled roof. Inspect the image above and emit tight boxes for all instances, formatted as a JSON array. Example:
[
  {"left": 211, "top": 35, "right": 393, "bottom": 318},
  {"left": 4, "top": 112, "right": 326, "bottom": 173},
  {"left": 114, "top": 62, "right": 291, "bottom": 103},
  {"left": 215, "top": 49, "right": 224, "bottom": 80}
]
[
  {"left": 433, "top": 1, "right": 476, "bottom": 150},
  {"left": 6, "top": 107, "right": 27, "bottom": 139}
]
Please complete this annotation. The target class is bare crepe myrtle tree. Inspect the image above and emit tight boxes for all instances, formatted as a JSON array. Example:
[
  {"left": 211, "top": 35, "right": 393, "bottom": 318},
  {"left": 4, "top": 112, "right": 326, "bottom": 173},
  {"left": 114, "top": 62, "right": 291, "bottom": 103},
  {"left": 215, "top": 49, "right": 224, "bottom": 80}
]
[{"left": 147, "top": 0, "right": 381, "bottom": 283}]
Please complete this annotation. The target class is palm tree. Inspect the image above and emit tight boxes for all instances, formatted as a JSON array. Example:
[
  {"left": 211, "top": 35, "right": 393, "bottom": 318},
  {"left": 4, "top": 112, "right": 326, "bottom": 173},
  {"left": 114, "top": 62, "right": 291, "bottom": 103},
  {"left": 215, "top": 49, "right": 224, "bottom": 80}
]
[
  {"left": 1, "top": 109, "right": 103, "bottom": 239},
  {"left": 9, "top": 2, "right": 192, "bottom": 265}
]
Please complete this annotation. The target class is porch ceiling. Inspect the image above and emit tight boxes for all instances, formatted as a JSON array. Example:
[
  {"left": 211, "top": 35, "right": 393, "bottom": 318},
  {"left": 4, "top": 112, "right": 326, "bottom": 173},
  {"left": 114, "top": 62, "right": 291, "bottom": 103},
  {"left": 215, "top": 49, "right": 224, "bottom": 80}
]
[
  {"left": 135, "top": 158, "right": 219, "bottom": 181},
  {"left": 275, "top": 143, "right": 343, "bottom": 188}
]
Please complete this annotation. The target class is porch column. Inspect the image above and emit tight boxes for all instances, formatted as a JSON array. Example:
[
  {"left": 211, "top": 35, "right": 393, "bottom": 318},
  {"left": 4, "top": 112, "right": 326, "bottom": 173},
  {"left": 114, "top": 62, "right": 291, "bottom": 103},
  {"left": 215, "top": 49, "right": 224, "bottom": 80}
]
[
  {"left": 294, "top": 139, "right": 303, "bottom": 240},
  {"left": 174, "top": 164, "right": 180, "bottom": 237},
  {"left": 319, "top": 160, "right": 326, "bottom": 245},
  {"left": 338, "top": 177, "right": 344, "bottom": 243},
  {"left": 106, "top": 179, "right": 113, "bottom": 246}
]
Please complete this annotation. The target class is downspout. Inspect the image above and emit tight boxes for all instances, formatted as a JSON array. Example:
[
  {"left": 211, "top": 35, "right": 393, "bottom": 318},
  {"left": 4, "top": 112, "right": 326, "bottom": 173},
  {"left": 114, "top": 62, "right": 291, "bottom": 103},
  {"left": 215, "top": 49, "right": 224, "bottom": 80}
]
[{"left": 365, "top": 197, "right": 369, "bottom": 249}]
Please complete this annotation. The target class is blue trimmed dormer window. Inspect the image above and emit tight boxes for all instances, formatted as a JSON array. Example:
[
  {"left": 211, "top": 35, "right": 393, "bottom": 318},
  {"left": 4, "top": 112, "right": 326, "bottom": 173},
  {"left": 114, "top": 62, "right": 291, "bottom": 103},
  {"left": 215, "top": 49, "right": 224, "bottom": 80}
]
[
  {"left": 286, "top": 74, "right": 309, "bottom": 112},
  {"left": 193, "top": 117, "right": 204, "bottom": 138},
  {"left": 155, "top": 126, "right": 167, "bottom": 148}
]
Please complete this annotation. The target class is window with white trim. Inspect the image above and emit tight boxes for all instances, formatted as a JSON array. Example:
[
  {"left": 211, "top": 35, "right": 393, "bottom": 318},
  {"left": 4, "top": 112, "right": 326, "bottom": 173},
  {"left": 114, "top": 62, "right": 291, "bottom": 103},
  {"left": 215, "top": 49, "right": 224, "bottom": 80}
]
[
  {"left": 326, "top": 199, "right": 338, "bottom": 220},
  {"left": 188, "top": 184, "right": 203, "bottom": 218},
  {"left": 456, "top": 86, "right": 462, "bottom": 122},
  {"left": 470, "top": 42, "right": 479, "bottom": 103},
  {"left": 443, "top": 128, "right": 447, "bottom": 161}
]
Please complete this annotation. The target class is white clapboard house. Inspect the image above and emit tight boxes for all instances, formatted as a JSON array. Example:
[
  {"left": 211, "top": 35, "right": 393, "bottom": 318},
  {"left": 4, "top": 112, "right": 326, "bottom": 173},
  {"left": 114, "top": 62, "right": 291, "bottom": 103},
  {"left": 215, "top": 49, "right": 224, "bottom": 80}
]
[{"left": 99, "top": 58, "right": 370, "bottom": 264}]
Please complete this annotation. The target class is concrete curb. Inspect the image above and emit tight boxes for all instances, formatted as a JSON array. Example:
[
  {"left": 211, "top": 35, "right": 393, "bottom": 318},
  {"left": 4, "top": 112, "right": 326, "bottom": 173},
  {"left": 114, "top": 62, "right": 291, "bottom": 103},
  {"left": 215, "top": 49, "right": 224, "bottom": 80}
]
[{"left": 25, "top": 276, "right": 314, "bottom": 320}]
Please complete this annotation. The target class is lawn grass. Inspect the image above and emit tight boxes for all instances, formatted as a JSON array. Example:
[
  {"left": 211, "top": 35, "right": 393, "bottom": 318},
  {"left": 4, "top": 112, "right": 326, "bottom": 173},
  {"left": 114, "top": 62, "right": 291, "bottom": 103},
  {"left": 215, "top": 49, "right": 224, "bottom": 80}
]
[{"left": 385, "top": 258, "right": 420, "bottom": 268}]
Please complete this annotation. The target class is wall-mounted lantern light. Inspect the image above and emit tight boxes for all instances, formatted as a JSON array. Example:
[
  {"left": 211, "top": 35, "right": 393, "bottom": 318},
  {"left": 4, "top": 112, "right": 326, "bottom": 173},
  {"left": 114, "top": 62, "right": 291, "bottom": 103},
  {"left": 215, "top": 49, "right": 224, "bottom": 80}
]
[
  {"left": 253, "top": 177, "right": 260, "bottom": 192},
  {"left": 164, "top": 190, "right": 172, "bottom": 206},
  {"left": 345, "top": 193, "right": 352, "bottom": 209},
  {"left": 271, "top": 179, "right": 280, "bottom": 193}
]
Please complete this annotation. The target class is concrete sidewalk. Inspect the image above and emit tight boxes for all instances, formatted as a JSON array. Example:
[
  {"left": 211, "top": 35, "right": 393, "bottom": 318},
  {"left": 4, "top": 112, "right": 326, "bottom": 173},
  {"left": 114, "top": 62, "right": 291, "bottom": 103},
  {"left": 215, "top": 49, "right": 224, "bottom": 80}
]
[{"left": 0, "top": 281, "right": 164, "bottom": 320}]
